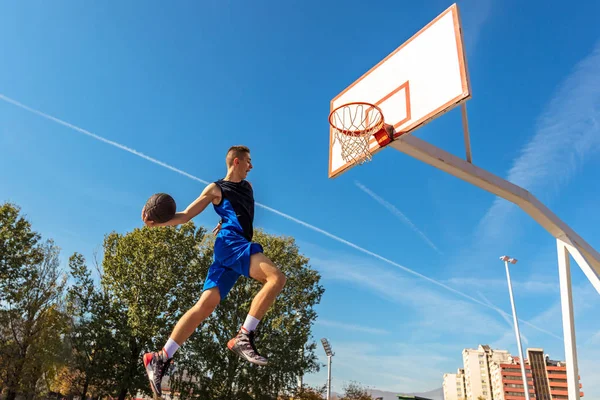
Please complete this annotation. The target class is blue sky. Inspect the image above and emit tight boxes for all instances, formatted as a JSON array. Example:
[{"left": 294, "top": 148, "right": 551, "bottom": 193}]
[{"left": 1, "top": 0, "right": 600, "bottom": 397}]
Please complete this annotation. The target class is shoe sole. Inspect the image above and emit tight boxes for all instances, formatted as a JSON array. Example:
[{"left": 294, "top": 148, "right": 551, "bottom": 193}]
[
  {"left": 142, "top": 354, "right": 162, "bottom": 399},
  {"left": 227, "top": 338, "right": 268, "bottom": 366}
]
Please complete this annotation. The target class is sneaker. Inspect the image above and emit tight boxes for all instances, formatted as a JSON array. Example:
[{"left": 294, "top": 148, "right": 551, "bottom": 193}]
[
  {"left": 227, "top": 329, "right": 268, "bottom": 366},
  {"left": 142, "top": 351, "right": 171, "bottom": 397}
]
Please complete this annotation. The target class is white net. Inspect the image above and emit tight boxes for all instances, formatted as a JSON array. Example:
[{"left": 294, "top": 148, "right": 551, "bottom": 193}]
[{"left": 329, "top": 102, "right": 384, "bottom": 165}]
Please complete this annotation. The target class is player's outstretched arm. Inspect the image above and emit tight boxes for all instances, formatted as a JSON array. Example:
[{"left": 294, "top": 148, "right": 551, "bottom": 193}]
[{"left": 143, "top": 183, "right": 221, "bottom": 227}]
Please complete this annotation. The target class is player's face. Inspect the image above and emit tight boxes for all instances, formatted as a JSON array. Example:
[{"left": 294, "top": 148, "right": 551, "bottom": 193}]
[{"left": 236, "top": 153, "right": 253, "bottom": 178}]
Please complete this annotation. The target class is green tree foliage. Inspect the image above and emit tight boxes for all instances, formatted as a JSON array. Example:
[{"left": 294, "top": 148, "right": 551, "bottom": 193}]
[
  {"left": 0, "top": 203, "right": 68, "bottom": 400},
  {"left": 100, "top": 222, "right": 209, "bottom": 400},
  {"left": 0, "top": 201, "right": 326, "bottom": 400},
  {"left": 169, "top": 229, "right": 325, "bottom": 399},
  {"left": 61, "top": 253, "right": 116, "bottom": 399},
  {"left": 0, "top": 203, "right": 44, "bottom": 302}
]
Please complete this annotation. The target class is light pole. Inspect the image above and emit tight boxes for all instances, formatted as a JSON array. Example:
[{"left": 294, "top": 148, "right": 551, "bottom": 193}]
[
  {"left": 500, "top": 255, "right": 531, "bottom": 400},
  {"left": 321, "top": 338, "right": 334, "bottom": 400},
  {"left": 297, "top": 312, "right": 304, "bottom": 390}
]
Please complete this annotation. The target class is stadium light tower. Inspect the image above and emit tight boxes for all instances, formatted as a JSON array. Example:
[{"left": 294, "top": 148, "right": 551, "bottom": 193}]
[
  {"left": 321, "top": 338, "right": 334, "bottom": 400},
  {"left": 500, "top": 255, "right": 531, "bottom": 400}
]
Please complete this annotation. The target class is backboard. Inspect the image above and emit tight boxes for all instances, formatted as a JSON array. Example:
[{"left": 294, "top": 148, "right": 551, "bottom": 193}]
[{"left": 328, "top": 3, "right": 471, "bottom": 178}]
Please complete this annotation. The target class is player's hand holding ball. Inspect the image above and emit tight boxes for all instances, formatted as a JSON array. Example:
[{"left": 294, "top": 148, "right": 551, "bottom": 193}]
[{"left": 142, "top": 193, "right": 176, "bottom": 227}]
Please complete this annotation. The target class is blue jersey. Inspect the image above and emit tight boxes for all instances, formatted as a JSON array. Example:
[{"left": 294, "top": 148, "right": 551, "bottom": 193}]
[
  {"left": 213, "top": 179, "right": 255, "bottom": 241},
  {"left": 203, "top": 178, "right": 263, "bottom": 299}
]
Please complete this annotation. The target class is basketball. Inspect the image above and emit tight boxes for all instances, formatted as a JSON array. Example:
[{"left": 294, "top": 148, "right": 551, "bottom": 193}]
[{"left": 144, "top": 193, "right": 176, "bottom": 223}]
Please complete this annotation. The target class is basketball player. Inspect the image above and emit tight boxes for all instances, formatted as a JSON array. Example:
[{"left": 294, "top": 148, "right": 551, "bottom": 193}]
[{"left": 141, "top": 145, "right": 287, "bottom": 397}]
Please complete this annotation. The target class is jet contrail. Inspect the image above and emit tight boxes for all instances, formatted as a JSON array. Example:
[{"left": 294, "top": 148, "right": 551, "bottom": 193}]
[
  {"left": 0, "top": 93, "right": 562, "bottom": 341},
  {"left": 0, "top": 94, "right": 210, "bottom": 186},
  {"left": 355, "top": 180, "right": 442, "bottom": 254}
]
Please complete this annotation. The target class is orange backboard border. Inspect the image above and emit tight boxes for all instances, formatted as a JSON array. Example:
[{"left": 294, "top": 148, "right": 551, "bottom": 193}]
[{"left": 328, "top": 3, "right": 471, "bottom": 179}]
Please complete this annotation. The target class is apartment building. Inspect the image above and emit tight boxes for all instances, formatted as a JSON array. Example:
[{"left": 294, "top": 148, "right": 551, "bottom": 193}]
[
  {"left": 443, "top": 368, "right": 467, "bottom": 400},
  {"left": 490, "top": 357, "right": 535, "bottom": 400},
  {"left": 462, "top": 345, "right": 511, "bottom": 400},
  {"left": 444, "top": 345, "right": 584, "bottom": 400}
]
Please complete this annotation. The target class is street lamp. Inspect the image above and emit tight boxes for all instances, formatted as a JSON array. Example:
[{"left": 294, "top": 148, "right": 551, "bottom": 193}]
[
  {"left": 499, "top": 255, "right": 531, "bottom": 400},
  {"left": 321, "top": 338, "right": 334, "bottom": 400}
]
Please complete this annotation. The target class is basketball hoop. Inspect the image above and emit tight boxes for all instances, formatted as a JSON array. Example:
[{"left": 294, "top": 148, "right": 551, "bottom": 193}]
[{"left": 328, "top": 102, "right": 386, "bottom": 166}]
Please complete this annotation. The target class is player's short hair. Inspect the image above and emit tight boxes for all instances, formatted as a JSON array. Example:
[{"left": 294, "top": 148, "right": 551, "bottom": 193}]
[{"left": 226, "top": 145, "right": 250, "bottom": 167}]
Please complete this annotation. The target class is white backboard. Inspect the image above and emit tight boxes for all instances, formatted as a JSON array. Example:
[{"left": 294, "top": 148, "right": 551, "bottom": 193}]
[{"left": 328, "top": 3, "right": 471, "bottom": 178}]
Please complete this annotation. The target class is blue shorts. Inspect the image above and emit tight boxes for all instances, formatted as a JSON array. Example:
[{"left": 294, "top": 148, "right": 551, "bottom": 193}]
[{"left": 202, "top": 229, "right": 263, "bottom": 299}]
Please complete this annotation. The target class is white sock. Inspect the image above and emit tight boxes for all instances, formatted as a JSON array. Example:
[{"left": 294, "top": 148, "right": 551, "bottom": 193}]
[
  {"left": 242, "top": 314, "right": 260, "bottom": 332},
  {"left": 163, "top": 338, "right": 180, "bottom": 359}
]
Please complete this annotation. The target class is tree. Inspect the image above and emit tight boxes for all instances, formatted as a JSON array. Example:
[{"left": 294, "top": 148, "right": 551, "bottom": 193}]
[
  {"left": 99, "top": 222, "right": 209, "bottom": 400},
  {"left": 339, "top": 381, "right": 373, "bottom": 400},
  {"left": 169, "top": 229, "right": 325, "bottom": 399},
  {"left": 57, "top": 253, "right": 116, "bottom": 399},
  {"left": 0, "top": 202, "right": 44, "bottom": 301},
  {"left": 1, "top": 201, "right": 327, "bottom": 399},
  {"left": 0, "top": 203, "right": 68, "bottom": 400},
  {"left": 48, "top": 365, "right": 86, "bottom": 397}
]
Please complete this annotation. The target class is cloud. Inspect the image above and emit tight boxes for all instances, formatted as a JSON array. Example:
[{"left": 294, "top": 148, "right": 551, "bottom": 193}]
[
  {"left": 528, "top": 282, "right": 600, "bottom": 338},
  {"left": 355, "top": 181, "right": 442, "bottom": 254},
  {"left": 315, "top": 319, "right": 391, "bottom": 335},
  {"left": 306, "top": 340, "right": 453, "bottom": 394},
  {"left": 307, "top": 274, "right": 597, "bottom": 396},
  {"left": 309, "top": 249, "right": 559, "bottom": 342},
  {"left": 477, "top": 39, "right": 600, "bottom": 241},
  {"left": 457, "top": 0, "right": 494, "bottom": 52}
]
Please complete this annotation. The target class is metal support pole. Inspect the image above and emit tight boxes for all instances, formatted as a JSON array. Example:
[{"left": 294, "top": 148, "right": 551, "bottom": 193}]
[
  {"left": 557, "top": 239, "right": 581, "bottom": 400},
  {"left": 503, "top": 258, "right": 531, "bottom": 400},
  {"left": 327, "top": 355, "right": 332, "bottom": 400},
  {"left": 461, "top": 103, "right": 473, "bottom": 163}
]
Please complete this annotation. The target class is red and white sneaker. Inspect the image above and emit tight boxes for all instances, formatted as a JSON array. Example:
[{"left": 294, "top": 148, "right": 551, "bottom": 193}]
[{"left": 142, "top": 351, "right": 171, "bottom": 397}]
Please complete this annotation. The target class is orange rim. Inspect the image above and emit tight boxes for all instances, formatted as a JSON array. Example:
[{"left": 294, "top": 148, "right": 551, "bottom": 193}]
[{"left": 328, "top": 102, "right": 385, "bottom": 137}]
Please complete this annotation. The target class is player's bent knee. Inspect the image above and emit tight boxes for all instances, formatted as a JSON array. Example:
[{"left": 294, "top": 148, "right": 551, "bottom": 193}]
[
  {"left": 272, "top": 269, "right": 287, "bottom": 290},
  {"left": 196, "top": 287, "right": 221, "bottom": 310}
]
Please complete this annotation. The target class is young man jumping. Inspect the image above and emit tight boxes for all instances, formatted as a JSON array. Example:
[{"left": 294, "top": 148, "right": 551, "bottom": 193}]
[{"left": 141, "top": 145, "right": 287, "bottom": 397}]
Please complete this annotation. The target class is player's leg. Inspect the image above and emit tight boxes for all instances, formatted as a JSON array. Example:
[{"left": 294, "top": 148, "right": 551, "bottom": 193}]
[
  {"left": 143, "top": 258, "right": 238, "bottom": 397},
  {"left": 143, "top": 287, "right": 220, "bottom": 396},
  {"left": 247, "top": 252, "right": 287, "bottom": 319},
  {"left": 169, "top": 287, "right": 221, "bottom": 345},
  {"left": 228, "top": 252, "right": 286, "bottom": 365}
]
